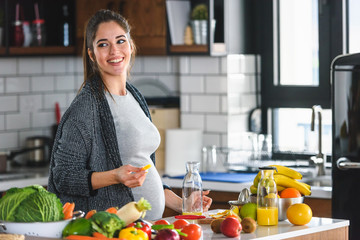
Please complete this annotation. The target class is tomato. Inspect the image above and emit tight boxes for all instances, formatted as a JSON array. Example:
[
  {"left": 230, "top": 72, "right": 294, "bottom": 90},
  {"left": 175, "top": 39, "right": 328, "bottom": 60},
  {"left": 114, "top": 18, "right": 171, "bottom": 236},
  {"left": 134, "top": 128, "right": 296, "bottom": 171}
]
[
  {"left": 180, "top": 223, "right": 202, "bottom": 240},
  {"left": 154, "top": 219, "right": 171, "bottom": 225},
  {"left": 173, "top": 219, "right": 190, "bottom": 229},
  {"left": 287, "top": 203, "right": 312, "bottom": 225}
]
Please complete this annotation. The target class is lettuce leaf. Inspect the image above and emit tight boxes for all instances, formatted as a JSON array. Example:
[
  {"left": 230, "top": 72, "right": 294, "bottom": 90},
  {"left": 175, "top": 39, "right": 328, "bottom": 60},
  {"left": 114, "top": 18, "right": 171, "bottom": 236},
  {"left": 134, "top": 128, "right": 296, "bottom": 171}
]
[{"left": 0, "top": 185, "right": 64, "bottom": 222}]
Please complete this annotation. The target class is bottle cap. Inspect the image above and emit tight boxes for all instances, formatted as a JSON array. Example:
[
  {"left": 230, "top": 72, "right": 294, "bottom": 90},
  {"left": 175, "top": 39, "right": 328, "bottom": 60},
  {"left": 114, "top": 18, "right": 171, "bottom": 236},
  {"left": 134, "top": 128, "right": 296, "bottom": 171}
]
[{"left": 259, "top": 166, "right": 277, "bottom": 171}]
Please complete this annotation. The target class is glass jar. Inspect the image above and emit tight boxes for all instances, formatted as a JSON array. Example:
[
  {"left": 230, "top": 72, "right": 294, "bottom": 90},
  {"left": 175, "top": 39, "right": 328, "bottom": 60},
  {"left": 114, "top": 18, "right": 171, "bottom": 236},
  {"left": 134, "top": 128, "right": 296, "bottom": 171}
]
[
  {"left": 182, "top": 161, "right": 203, "bottom": 215},
  {"left": 22, "top": 21, "right": 32, "bottom": 47},
  {"left": 31, "top": 19, "right": 46, "bottom": 46},
  {"left": 257, "top": 166, "right": 278, "bottom": 226}
]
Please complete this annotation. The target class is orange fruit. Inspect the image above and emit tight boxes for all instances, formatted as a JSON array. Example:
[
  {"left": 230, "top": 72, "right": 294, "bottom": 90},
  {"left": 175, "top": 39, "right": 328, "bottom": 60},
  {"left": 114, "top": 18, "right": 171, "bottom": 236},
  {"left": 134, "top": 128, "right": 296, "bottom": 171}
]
[
  {"left": 280, "top": 188, "right": 302, "bottom": 198},
  {"left": 286, "top": 203, "right": 312, "bottom": 225}
]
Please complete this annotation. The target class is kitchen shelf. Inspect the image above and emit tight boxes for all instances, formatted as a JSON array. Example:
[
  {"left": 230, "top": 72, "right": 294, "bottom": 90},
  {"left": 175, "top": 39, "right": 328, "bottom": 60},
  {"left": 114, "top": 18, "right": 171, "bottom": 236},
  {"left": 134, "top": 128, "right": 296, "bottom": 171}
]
[{"left": 169, "top": 44, "right": 208, "bottom": 53}]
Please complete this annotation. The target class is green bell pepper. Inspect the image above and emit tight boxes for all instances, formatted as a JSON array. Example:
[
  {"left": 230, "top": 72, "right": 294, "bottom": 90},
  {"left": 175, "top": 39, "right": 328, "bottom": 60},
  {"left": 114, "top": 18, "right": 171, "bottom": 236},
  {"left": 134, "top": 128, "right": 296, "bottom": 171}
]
[{"left": 62, "top": 218, "right": 93, "bottom": 237}]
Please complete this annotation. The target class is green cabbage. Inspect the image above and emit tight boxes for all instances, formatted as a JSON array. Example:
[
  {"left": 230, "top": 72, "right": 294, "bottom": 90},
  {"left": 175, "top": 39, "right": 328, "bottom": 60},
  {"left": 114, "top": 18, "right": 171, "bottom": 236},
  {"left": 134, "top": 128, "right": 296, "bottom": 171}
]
[{"left": 0, "top": 185, "right": 64, "bottom": 222}]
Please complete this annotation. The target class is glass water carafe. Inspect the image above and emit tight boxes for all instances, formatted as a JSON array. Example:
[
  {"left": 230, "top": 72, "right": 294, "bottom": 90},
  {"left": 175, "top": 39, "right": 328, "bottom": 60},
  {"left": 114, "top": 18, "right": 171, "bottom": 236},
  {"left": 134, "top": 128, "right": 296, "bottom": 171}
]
[
  {"left": 182, "top": 161, "right": 203, "bottom": 215},
  {"left": 257, "top": 166, "right": 278, "bottom": 226}
]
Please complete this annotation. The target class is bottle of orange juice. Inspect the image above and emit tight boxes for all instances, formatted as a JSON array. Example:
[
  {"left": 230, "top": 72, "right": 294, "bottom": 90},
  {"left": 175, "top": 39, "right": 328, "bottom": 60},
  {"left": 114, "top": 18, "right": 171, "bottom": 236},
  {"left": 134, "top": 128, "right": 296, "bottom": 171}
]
[{"left": 257, "top": 166, "right": 278, "bottom": 226}]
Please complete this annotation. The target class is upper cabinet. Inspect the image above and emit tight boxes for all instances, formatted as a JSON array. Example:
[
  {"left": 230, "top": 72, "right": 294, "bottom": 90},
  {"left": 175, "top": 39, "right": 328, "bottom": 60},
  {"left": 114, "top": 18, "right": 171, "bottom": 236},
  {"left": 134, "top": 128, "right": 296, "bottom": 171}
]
[
  {"left": 76, "top": 0, "right": 167, "bottom": 56},
  {"left": 0, "top": 0, "right": 76, "bottom": 56},
  {"left": 166, "top": 0, "right": 254, "bottom": 56}
]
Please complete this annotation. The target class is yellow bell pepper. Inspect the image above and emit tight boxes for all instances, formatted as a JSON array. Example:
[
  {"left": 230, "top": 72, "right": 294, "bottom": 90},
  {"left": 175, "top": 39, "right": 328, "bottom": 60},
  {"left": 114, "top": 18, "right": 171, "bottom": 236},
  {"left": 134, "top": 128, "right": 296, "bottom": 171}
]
[{"left": 119, "top": 227, "right": 148, "bottom": 240}]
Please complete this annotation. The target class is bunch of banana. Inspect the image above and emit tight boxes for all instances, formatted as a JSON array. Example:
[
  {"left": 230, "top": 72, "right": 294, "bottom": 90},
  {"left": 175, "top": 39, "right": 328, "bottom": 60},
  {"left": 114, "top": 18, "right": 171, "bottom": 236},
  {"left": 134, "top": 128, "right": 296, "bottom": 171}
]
[{"left": 250, "top": 165, "right": 311, "bottom": 196}]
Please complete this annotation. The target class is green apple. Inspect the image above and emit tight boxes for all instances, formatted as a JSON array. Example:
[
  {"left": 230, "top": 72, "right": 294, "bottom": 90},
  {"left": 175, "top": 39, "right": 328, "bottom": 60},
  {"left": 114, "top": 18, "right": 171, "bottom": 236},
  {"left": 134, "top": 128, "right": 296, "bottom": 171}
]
[{"left": 240, "top": 202, "right": 257, "bottom": 220}]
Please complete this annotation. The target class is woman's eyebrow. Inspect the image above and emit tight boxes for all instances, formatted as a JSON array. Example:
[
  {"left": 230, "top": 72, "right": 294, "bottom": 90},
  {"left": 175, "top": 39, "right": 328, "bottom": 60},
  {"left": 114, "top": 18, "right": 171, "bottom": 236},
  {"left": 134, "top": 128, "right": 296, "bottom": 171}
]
[
  {"left": 96, "top": 38, "right": 107, "bottom": 44},
  {"left": 116, "top": 35, "right": 126, "bottom": 39}
]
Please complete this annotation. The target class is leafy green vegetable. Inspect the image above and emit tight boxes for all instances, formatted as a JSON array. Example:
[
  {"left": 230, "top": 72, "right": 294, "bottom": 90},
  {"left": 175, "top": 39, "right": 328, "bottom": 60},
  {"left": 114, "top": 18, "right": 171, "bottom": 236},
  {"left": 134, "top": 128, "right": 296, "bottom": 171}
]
[
  {"left": 0, "top": 185, "right": 64, "bottom": 222},
  {"left": 90, "top": 211, "right": 125, "bottom": 238}
]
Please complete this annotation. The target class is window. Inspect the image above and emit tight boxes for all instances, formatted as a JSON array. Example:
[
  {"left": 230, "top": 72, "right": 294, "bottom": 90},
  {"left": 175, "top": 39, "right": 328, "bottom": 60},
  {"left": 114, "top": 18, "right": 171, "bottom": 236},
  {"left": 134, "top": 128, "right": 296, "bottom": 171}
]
[{"left": 258, "top": 0, "right": 343, "bottom": 159}]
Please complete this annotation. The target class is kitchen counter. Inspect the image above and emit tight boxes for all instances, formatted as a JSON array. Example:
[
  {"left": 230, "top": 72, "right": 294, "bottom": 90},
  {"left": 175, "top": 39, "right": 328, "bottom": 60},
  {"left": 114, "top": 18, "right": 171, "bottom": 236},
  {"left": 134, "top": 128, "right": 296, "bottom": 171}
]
[{"left": 163, "top": 211, "right": 349, "bottom": 240}]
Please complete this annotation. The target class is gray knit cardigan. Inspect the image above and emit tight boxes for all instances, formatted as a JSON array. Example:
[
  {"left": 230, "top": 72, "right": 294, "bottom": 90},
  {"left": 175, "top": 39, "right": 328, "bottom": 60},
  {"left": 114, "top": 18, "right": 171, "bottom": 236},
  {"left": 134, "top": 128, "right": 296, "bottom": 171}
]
[{"left": 47, "top": 76, "right": 168, "bottom": 212}]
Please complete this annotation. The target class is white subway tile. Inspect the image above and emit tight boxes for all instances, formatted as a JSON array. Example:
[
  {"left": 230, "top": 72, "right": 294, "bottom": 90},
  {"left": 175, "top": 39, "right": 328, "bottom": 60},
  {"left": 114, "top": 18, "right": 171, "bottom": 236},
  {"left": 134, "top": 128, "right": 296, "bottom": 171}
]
[
  {"left": 206, "top": 114, "right": 228, "bottom": 133},
  {"left": 180, "top": 76, "right": 204, "bottom": 93},
  {"left": 66, "top": 57, "right": 76, "bottom": 73},
  {"left": 0, "top": 96, "right": 17, "bottom": 112},
  {"left": 19, "top": 94, "right": 42, "bottom": 113},
  {"left": 75, "top": 74, "right": 84, "bottom": 90},
  {"left": 32, "top": 76, "right": 55, "bottom": 92},
  {"left": 221, "top": 95, "right": 228, "bottom": 113},
  {"left": 0, "top": 132, "right": 18, "bottom": 149},
  {"left": 220, "top": 56, "right": 228, "bottom": 74},
  {"left": 18, "top": 57, "right": 42, "bottom": 74},
  {"left": 180, "top": 95, "right": 190, "bottom": 112},
  {"left": 55, "top": 75, "right": 76, "bottom": 91},
  {"left": 181, "top": 114, "right": 205, "bottom": 130},
  {"left": 205, "top": 76, "right": 227, "bottom": 94},
  {"left": 171, "top": 57, "right": 180, "bottom": 73},
  {"left": 0, "top": 78, "right": 4, "bottom": 93},
  {"left": 143, "top": 57, "right": 171, "bottom": 73},
  {"left": 6, "top": 77, "right": 30, "bottom": 93},
  {"left": 179, "top": 56, "right": 190, "bottom": 74},
  {"left": 32, "top": 111, "right": 55, "bottom": 128},
  {"left": 0, "top": 58, "right": 17, "bottom": 75},
  {"left": 203, "top": 133, "right": 221, "bottom": 147},
  {"left": 43, "top": 93, "right": 67, "bottom": 110},
  {"left": 158, "top": 75, "right": 179, "bottom": 94},
  {"left": 0, "top": 114, "right": 4, "bottom": 130},
  {"left": 191, "top": 95, "right": 220, "bottom": 113},
  {"left": 221, "top": 134, "right": 228, "bottom": 148},
  {"left": 189, "top": 57, "right": 220, "bottom": 74},
  {"left": 6, "top": 113, "right": 31, "bottom": 130},
  {"left": 74, "top": 57, "right": 83, "bottom": 73},
  {"left": 44, "top": 57, "right": 67, "bottom": 74},
  {"left": 132, "top": 57, "right": 144, "bottom": 73}
]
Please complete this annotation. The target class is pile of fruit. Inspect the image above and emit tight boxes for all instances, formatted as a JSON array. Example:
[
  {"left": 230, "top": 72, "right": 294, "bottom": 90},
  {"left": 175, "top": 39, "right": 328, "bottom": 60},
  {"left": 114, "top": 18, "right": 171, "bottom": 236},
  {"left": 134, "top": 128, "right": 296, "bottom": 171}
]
[
  {"left": 205, "top": 165, "right": 313, "bottom": 238},
  {"left": 250, "top": 165, "right": 311, "bottom": 197}
]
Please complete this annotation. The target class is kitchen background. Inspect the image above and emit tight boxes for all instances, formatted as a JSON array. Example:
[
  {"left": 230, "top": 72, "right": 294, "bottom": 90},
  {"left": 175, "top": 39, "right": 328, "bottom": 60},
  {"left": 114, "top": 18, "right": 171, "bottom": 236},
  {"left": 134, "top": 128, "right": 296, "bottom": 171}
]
[{"left": 0, "top": 54, "right": 260, "bottom": 152}]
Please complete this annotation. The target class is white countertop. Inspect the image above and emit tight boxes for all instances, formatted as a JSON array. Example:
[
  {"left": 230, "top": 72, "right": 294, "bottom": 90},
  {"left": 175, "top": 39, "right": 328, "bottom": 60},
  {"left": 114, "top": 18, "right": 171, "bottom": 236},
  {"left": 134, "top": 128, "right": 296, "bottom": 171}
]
[{"left": 164, "top": 210, "right": 349, "bottom": 240}]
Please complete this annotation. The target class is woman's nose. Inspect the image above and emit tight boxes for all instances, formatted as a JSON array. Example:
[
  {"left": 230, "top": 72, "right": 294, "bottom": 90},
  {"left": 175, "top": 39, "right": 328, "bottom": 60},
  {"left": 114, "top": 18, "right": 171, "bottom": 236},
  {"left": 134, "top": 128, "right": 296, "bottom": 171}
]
[{"left": 109, "top": 44, "right": 118, "bottom": 54}]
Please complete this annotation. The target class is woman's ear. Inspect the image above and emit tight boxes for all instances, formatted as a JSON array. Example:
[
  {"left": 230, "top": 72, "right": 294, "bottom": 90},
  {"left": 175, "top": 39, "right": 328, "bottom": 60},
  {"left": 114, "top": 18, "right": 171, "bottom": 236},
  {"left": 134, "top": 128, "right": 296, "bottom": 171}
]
[{"left": 87, "top": 48, "right": 95, "bottom": 62}]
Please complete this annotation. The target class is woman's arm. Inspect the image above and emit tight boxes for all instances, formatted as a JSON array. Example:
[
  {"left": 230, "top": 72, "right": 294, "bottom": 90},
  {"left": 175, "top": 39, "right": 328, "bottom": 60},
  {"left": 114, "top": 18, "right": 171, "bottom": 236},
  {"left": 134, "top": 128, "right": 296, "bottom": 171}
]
[
  {"left": 91, "top": 165, "right": 147, "bottom": 190},
  {"left": 164, "top": 189, "right": 213, "bottom": 213}
]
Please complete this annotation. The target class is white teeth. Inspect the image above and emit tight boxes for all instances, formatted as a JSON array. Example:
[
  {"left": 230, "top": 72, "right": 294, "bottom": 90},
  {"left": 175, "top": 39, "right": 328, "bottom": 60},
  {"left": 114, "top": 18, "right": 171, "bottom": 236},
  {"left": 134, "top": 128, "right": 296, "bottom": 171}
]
[{"left": 108, "top": 58, "right": 122, "bottom": 63}]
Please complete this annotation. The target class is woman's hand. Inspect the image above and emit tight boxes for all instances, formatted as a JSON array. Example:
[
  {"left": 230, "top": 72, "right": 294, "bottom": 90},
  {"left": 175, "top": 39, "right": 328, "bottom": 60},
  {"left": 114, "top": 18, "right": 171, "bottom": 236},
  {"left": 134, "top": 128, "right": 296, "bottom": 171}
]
[
  {"left": 202, "top": 190, "right": 212, "bottom": 212},
  {"left": 115, "top": 164, "right": 147, "bottom": 188}
]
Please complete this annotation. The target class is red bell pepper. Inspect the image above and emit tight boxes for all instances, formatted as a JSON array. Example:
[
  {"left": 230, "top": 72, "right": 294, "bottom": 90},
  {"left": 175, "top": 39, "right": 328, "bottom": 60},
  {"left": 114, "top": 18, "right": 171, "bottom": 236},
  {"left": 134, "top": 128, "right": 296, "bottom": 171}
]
[{"left": 127, "top": 221, "right": 152, "bottom": 240}]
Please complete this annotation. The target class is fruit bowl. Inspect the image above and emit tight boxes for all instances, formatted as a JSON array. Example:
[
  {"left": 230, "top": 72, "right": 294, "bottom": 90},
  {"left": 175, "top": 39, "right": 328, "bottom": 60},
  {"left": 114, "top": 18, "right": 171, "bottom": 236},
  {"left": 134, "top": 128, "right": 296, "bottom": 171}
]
[{"left": 250, "top": 195, "right": 304, "bottom": 221}]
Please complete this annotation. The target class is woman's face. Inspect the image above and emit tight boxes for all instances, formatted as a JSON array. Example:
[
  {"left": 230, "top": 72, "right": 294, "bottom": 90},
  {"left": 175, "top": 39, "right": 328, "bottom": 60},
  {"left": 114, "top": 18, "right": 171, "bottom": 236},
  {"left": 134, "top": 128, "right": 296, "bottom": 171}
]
[{"left": 89, "top": 21, "right": 132, "bottom": 79}]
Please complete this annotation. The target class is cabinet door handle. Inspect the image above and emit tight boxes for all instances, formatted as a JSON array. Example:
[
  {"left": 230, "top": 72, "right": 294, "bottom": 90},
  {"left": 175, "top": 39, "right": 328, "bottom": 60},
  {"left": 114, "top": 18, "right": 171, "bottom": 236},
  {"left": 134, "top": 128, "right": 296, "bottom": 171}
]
[{"left": 336, "top": 157, "right": 360, "bottom": 170}]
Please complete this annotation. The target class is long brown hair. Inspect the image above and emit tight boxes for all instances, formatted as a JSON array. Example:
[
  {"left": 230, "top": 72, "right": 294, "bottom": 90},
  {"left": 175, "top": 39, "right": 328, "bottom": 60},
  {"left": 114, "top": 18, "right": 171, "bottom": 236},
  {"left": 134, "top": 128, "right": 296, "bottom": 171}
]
[{"left": 80, "top": 9, "right": 137, "bottom": 91}]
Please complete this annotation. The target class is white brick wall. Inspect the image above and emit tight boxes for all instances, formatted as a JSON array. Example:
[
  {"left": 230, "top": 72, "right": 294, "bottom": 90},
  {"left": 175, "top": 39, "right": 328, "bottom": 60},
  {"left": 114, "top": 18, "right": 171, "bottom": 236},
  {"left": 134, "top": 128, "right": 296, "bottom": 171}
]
[{"left": 0, "top": 54, "right": 260, "bottom": 151}]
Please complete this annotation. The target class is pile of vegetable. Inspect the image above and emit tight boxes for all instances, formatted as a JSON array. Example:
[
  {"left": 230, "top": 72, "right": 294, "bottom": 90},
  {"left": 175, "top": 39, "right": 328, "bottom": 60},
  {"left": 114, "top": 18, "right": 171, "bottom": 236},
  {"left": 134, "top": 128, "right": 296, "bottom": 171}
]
[
  {"left": 62, "top": 198, "right": 199, "bottom": 240},
  {"left": 0, "top": 185, "right": 64, "bottom": 222}
]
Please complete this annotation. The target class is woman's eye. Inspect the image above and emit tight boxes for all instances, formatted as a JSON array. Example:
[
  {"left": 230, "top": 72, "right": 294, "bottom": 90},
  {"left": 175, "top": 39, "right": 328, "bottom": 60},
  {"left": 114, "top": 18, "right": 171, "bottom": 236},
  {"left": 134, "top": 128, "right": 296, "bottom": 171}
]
[
  {"left": 117, "top": 39, "right": 125, "bottom": 44},
  {"left": 98, "top": 43, "right": 108, "bottom": 47}
]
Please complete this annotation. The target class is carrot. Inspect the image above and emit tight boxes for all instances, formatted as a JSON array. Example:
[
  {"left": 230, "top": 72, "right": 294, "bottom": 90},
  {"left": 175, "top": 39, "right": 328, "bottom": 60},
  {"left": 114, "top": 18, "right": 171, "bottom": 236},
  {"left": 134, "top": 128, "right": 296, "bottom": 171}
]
[
  {"left": 105, "top": 207, "right": 117, "bottom": 214},
  {"left": 65, "top": 235, "right": 98, "bottom": 240},
  {"left": 85, "top": 209, "right": 97, "bottom": 219},
  {"left": 93, "top": 232, "right": 109, "bottom": 239},
  {"left": 64, "top": 202, "right": 75, "bottom": 220},
  {"left": 63, "top": 202, "right": 70, "bottom": 212}
]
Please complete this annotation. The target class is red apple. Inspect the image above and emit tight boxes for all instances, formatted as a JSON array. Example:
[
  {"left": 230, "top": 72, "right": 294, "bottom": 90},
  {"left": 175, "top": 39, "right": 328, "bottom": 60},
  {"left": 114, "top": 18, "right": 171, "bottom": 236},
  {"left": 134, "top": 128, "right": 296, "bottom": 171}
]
[{"left": 220, "top": 217, "right": 242, "bottom": 238}]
